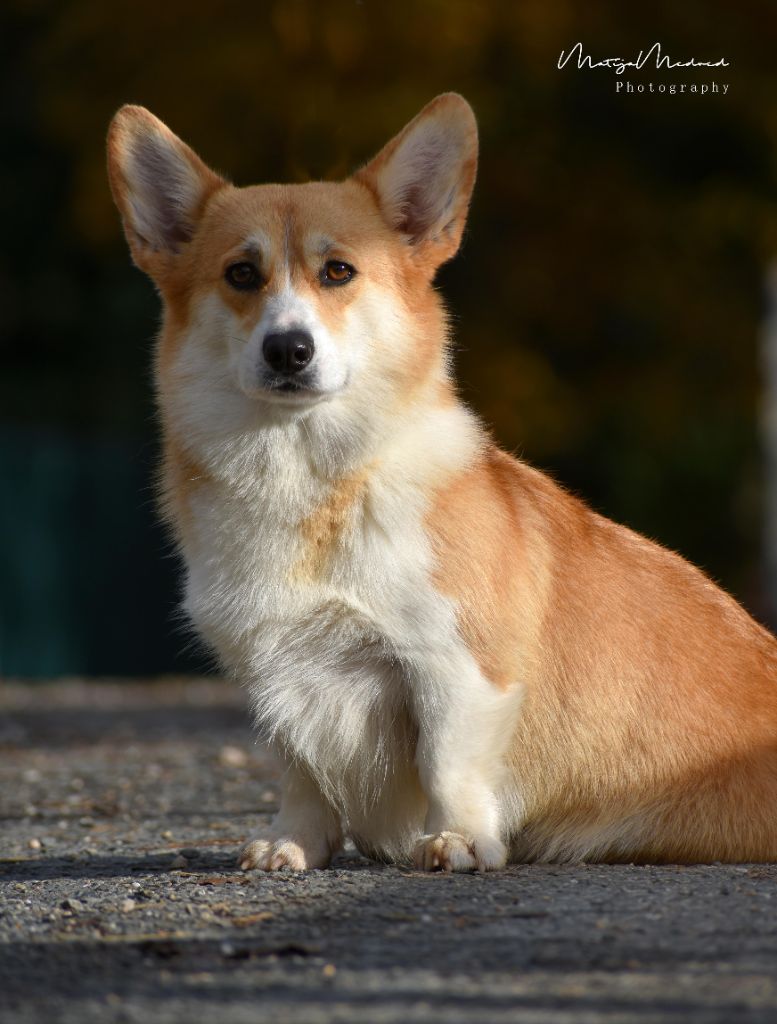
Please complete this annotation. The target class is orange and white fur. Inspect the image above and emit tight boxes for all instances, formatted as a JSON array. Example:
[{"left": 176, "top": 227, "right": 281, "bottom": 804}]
[{"left": 108, "top": 94, "right": 777, "bottom": 871}]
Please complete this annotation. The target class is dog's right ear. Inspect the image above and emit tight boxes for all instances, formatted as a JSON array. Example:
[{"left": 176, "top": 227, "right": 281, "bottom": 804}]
[{"left": 107, "top": 106, "right": 226, "bottom": 278}]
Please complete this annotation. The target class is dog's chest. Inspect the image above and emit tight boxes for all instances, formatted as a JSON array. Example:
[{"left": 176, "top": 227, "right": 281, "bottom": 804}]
[
  {"left": 179, "top": 461, "right": 456, "bottom": 812},
  {"left": 181, "top": 461, "right": 446, "bottom": 678}
]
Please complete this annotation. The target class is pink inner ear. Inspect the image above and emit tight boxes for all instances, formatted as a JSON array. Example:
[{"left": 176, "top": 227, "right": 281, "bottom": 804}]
[
  {"left": 382, "top": 127, "right": 469, "bottom": 246},
  {"left": 398, "top": 184, "right": 432, "bottom": 242},
  {"left": 128, "top": 136, "right": 196, "bottom": 252}
]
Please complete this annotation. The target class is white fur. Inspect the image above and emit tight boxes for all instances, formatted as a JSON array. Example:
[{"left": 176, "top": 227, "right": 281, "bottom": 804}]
[{"left": 162, "top": 279, "right": 526, "bottom": 865}]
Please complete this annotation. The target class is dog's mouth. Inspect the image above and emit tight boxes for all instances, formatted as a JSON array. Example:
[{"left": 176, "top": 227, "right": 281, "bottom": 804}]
[
  {"left": 241, "top": 369, "right": 348, "bottom": 407},
  {"left": 264, "top": 377, "right": 321, "bottom": 400},
  {"left": 253, "top": 374, "right": 336, "bottom": 407}
]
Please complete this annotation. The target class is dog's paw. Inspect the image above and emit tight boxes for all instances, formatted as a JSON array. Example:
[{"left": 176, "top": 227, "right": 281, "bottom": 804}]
[
  {"left": 238, "top": 836, "right": 330, "bottom": 872},
  {"left": 414, "top": 831, "right": 476, "bottom": 872},
  {"left": 413, "top": 831, "right": 507, "bottom": 873}
]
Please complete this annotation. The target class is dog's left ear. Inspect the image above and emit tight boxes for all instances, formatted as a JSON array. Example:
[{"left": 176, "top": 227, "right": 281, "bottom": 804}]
[{"left": 356, "top": 93, "right": 478, "bottom": 275}]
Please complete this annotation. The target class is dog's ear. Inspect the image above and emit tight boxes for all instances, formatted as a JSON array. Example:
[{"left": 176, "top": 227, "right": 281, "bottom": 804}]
[
  {"left": 107, "top": 106, "right": 226, "bottom": 278},
  {"left": 356, "top": 93, "right": 478, "bottom": 275}
]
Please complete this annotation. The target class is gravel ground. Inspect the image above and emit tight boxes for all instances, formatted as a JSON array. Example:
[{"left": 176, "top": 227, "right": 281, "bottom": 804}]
[{"left": 3, "top": 679, "right": 777, "bottom": 1023}]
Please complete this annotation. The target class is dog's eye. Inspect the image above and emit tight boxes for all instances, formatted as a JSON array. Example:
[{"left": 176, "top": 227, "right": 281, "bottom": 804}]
[
  {"left": 225, "top": 261, "right": 261, "bottom": 291},
  {"left": 321, "top": 260, "right": 355, "bottom": 286}
]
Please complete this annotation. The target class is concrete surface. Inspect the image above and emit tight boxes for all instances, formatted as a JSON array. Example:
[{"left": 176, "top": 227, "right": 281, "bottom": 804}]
[{"left": 2, "top": 678, "right": 777, "bottom": 1023}]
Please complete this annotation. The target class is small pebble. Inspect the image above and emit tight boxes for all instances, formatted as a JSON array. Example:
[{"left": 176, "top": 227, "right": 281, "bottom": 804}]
[
  {"left": 28, "top": 838, "right": 41, "bottom": 851},
  {"left": 219, "top": 745, "right": 247, "bottom": 767},
  {"left": 161, "top": 830, "right": 173, "bottom": 841},
  {"left": 121, "top": 899, "right": 136, "bottom": 913}
]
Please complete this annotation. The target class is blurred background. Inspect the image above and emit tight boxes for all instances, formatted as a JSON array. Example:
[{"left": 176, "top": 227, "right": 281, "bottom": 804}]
[{"left": 2, "top": 0, "right": 777, "bottom": 677}]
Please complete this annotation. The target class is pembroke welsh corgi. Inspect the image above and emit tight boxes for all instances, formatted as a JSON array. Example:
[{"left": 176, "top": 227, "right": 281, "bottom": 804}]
[{"left": 108, "top": 93, "right": 777, "bottom": 871}]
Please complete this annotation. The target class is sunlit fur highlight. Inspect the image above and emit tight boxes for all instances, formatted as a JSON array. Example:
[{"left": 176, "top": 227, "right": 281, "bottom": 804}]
[{"left": 108, "top": 94, "right": 777, "bottom": 872}]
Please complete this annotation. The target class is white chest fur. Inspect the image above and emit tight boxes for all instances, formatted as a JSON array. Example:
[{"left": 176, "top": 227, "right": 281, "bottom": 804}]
[{"left": 176, "top": 402, "right": 489, "bottom": 842}]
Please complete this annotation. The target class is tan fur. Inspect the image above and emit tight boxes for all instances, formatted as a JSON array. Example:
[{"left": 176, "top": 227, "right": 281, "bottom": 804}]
[
  {"left": 424, "top": 337, "right": 777, "bottom": 859},
  {"left": 433, "top": 448, "right": 777, "bottom": 861},
  {"left": 426, "top": 445, "right": 540, "bottom": 690},
  {"left": 108, "top": 94, "right": 777, "bottom": 868},
  {"left": 158, "top": 435, "right": 212, "bottom": 548},
  {"left": 294, "top": 470, "right": 370, "bottom": 582}
]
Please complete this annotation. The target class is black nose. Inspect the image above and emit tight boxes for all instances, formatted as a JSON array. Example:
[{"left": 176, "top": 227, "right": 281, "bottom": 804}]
[{"left": 262, "top": 330, "right": 315, "bottom": 374}]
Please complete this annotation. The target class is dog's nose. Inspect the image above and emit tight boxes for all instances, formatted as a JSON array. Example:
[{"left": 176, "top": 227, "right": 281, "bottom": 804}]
[{"left": 262, "top": 330, "right": 315, "bottom": 374}]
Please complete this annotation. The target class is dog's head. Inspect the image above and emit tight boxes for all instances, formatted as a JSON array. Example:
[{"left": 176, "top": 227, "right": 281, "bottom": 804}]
[{"left": 108, "top": 95, "right": 477, "bottom": 465}]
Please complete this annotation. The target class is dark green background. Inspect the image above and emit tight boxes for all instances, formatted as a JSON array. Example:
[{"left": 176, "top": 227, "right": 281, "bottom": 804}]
[{"left": 2, "top": 1, "right": 776, "bottom": 676}]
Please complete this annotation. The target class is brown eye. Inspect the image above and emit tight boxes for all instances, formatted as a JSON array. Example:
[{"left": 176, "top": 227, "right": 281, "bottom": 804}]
[
  {"left": 321, "top": 260, "right": 355, "bottom": 286},
  {"left": 225, "top": 261, "right": 261, "bottom": 290}
]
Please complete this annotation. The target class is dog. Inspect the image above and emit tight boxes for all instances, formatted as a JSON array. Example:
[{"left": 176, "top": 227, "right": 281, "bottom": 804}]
[{"left": 108, "top": 93, "right": 777, "bottom": 871}]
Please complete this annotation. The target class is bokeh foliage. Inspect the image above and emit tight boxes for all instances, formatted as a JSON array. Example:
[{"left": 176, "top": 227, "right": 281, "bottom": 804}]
[{"left": 2, "top": 0, "right": 777, "bottom": 674}]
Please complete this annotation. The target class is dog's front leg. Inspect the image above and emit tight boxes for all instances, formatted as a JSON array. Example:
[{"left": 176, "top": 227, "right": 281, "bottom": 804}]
[
  {"left": 412, "top": 667, "right": 521, "bottom": 872},
  {"left": 239, "top": 761, "right": 343, "bottom": 872}
]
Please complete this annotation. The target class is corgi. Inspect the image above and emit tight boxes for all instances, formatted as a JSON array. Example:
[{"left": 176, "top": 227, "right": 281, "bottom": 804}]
[{"left": 108, "top": 93, "right": 777, "bottom": 871}]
